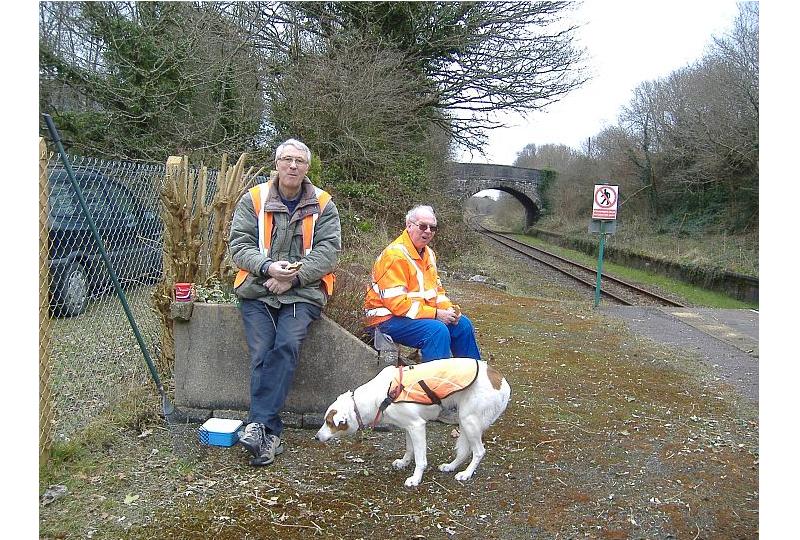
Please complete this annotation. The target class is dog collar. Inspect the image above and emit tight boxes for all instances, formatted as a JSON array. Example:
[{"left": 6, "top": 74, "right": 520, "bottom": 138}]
[{"left": 350, "top": 390, "right": 366, "bottom": 430}]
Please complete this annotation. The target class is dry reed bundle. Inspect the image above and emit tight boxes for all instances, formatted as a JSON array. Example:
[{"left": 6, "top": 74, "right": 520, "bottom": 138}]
[
  {"left": 208, "top": 153, "right": 265, "bottom": 280},
  {"left": 151, "top": 153, "right": 264, "bottom": 375},
  {"left": 163, "top": 155, "right": 210, "bottom": 282}
]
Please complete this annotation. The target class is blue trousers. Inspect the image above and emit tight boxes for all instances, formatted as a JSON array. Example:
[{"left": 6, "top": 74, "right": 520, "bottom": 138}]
[
  {"left": 377, "top": 314, "right": 481, "bottom": 362},
  {"left": 239, "top": 299, "right": 321, "bottom": 436}
]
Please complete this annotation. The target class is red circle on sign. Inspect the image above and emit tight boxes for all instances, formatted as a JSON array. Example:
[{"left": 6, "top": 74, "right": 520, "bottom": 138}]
[{"left": 595, "top": 186, "right": 616, "bottom": 207}]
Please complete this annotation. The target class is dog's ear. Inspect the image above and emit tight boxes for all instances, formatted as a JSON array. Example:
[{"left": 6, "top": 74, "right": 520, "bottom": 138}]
[
  {"left": 333, "top": 411, "right": 349, "bottom": 429},
  {"left": 325, "top": 409, "right": 338, "bottom": 428},
  {"left": 325, "top": 409, "right": 349, "bottom": 431}
]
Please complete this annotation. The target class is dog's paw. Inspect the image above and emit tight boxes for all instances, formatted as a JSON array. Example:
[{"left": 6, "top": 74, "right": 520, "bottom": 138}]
[
  {"left": 404, "top": 475, "right": 421, "bottom": 487},
  {"left": 438, "top": 462, "right": 456, "bottom": 472},
  {"left": 392, "top": 458, "right": 410, "bottom": 469},
  {"left": 454, "top": 470, "right": 474, "bottom": 482}
]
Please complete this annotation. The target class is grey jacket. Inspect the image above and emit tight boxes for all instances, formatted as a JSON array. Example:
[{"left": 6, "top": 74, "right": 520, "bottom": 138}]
[{"left": 229, "top": 177, "right": 341, "bottom": 308}]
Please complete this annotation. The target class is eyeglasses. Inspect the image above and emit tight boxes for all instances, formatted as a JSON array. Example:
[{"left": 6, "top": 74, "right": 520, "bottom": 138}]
[
  {"left": 277, "top": 156, "right": 309, "bottom": 166},
  {"left": 411, "top": 221, "right": 438, "bottom": 233}
]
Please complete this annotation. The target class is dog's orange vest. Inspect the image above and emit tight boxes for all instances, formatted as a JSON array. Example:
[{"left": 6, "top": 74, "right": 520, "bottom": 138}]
[
  {"left": 387, "top": 358, "right": 480, "bottom": 405},
  {"left": 233, "top": 181, "right": 335, "bottom": 295}
]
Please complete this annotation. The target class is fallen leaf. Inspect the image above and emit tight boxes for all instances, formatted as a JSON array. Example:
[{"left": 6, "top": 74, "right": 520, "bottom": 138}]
[{"left": 123, "top": 494, "right": 140, "bottom": 505}]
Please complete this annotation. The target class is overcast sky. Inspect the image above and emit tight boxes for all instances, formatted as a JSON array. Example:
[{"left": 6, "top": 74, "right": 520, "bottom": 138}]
[{"left": 458, "top": 0, "right": 742, "bottom": 165}]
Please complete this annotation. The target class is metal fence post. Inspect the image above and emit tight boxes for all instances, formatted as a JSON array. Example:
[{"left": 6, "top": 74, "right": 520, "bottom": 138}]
[{"left": 39, "top": 137, "right": 54, "bottom": 466}]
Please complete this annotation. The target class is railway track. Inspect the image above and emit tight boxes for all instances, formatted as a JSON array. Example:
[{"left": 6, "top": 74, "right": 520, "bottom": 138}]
[{"left": 473, "top": 223, "right": 685, "bottom": 307}]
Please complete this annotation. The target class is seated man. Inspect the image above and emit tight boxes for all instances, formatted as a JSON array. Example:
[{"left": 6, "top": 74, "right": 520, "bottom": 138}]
[
  {"left": 364, "top": 205, "right": 481, "bottom": 362},
  {"left": 229, "top": 138, "right": 341, "bottom": 466}
]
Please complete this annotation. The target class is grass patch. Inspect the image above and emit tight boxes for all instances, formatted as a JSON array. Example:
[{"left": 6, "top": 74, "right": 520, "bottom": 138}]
[
  {"left": 511, "top": 234, "right": 758, "bottom": 309},
  {"left": 537, "top": 216, "right": 758, "bottom": 277},
  {"left": 41, "top": 386, "right": 161, "bottom": 479},
  {"left": 45, "top": 284, "right": 161, "bottom": 442}
]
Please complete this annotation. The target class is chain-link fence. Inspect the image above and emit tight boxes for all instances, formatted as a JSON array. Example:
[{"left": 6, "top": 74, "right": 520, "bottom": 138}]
[
  {"left": 39, "top": 138, "right": 272, "bottom": 462},
  {"left": 40, "top": 141, "right": 174, "bottom": 456}
]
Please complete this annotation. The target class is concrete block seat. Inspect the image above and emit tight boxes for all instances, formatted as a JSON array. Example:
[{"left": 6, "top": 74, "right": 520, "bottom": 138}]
[{"left": 172, "top": 302, "right": 383, "bottom": 427}]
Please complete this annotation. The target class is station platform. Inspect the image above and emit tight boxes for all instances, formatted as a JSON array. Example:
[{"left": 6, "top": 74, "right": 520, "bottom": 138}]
[
  {"left": 663, "top": 307, "right": 758, "bottom": 357},
  {"left": 598, "top": 306, "right": 759, "bottom": 402}
]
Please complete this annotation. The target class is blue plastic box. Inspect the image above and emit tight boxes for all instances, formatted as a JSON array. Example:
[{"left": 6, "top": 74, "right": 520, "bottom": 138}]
[{"left": 198, "top": 418, "right": 243, "bottom": 447}]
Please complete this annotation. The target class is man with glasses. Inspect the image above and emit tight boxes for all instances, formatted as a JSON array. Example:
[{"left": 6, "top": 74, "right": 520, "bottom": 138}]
[
  {"left": 364, "top": 205, "right": 481, "bottom": 362},
  {"left": 229, "top": 138, "right": 341, "bottom": 466}
]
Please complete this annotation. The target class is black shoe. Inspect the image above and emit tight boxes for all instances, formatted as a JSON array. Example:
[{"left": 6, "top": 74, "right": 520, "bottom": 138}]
[
  {"left": 238, "top": 422, "right": 265, "bottom": 459},
  {"left": 250, "top": 434, "right": 284, "bottom": 467}
]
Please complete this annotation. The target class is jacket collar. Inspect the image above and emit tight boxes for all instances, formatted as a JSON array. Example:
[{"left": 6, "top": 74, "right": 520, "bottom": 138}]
[
  {"left": 394, "top": 229, "right": 429, "bottom": 261},
  {"left": 263, "top": 177, "right": 320, "bottom": 220}
]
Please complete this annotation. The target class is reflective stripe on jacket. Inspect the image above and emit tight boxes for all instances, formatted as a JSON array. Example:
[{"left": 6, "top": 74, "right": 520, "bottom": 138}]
[
  {"left": 388, "top": 358, "right": 479, "bottom": 405},
  {"left": 364, "top": 229, "right": 452, "bottom": 327}
]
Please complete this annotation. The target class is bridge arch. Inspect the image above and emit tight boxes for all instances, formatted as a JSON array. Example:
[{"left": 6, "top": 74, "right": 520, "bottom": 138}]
[{"left": 446, "top": 162, "right": 543, "bottom": 228}]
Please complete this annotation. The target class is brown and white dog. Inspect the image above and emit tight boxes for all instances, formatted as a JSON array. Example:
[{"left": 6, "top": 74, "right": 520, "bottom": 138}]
[{"left": 315, "top": 358, "right": 511, "bottom": 487}]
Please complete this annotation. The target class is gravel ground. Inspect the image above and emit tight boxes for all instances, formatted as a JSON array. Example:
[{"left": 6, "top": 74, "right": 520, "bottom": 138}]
[{"left": 39, "top": 241, "right": 759, "bottom": 539}]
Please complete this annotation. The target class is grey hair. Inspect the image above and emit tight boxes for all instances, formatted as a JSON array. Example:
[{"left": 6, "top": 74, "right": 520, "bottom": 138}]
[
  {"left": 405, "top": 205, "right": 436, "bottom": 226},
  {"left": 275, "top": 139, "right": 312, "bottom": 163}
]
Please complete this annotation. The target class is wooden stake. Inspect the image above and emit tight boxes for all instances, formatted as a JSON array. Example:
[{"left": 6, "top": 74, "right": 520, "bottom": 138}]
[{"left": 39, "top": 137, "right": 54, "bottom": 466}]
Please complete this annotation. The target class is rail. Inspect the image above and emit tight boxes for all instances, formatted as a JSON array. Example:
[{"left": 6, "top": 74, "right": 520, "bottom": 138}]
[{"left": 472, "top": 222, "right": 686, "bottom": 308}]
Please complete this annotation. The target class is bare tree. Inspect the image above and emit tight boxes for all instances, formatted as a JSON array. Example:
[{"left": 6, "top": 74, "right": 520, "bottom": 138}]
[
  {"left": 269, "top": 35, "right": 432, "bottom": 173},
  {"left": 712, "top": 2, "right": 758, "bottom": 114},
  {"left": 230, "top": 1, "right": 588, "bottom": 155},
  {"left": 514, "top": 142, "right": 579, "bottom": 173}
]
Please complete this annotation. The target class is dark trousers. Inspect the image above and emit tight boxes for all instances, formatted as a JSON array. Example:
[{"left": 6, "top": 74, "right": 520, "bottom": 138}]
[
  {"left": 377, "top": 314, "right": 481, "bottom": 362},
  {"left": 239, "top": 299, "right": 321, "bottom": 436}
]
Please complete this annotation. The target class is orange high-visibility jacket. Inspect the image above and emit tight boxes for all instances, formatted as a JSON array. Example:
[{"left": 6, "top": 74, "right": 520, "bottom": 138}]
[
  {"left": 388, "top": 358, "right": 479, "bottom": 405},
  {"left": 364, "top": 229, "right": 452, "bottom": 327},
  {"left": 233, "top": 180, "right": 335, "bottom": 295}
]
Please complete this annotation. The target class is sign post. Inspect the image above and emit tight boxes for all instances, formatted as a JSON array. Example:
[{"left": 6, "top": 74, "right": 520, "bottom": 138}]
[
  {"left": 590, "top": 184, "right": 619, "bottom": 307},
  {"left": 594, "top": 220, "right": 607, "bottom": 307}
]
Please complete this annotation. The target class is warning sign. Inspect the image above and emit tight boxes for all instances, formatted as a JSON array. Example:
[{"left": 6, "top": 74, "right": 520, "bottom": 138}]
[{"left": 592, "top": 184, "right": 618, "bottom": 220}]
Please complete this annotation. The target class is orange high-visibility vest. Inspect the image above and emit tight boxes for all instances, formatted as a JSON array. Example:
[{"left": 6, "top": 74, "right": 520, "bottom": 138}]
[
  {"left": 233, "top": 181, "right": 335, "bottom": 295},
  {"left": 388, "top": 358, "right": 479, "bottom": 405}
]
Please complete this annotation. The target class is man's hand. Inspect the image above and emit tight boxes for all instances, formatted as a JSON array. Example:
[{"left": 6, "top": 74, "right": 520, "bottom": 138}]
[
  {"left": 436, "top": 307, "right": 458, "bottom": 325},
  {"left": 268, "top": 261, "right": 301, "bottom": 282},
  {"left": 264, "top": 277, "right": 293, "bottom": 294}
]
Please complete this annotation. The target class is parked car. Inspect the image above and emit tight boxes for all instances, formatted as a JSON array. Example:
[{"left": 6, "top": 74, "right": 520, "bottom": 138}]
[{"left": 47, "top": 169, "right": 163, "bottom": 317}]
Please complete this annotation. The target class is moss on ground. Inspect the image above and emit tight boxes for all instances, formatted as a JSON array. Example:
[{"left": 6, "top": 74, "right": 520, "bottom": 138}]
[{"left": 40, "top": 275, "right": 758, "bottom": 539}]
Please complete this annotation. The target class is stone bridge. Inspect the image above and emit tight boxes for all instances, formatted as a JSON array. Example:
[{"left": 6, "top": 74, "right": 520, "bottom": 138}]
[{"left": 446, "top": 162, "right": 543, "bottom": 227}]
